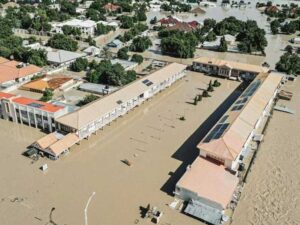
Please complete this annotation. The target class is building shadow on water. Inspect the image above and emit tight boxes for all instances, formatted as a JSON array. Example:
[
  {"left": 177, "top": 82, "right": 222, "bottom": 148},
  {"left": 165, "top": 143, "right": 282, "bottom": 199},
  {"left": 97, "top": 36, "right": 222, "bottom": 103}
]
[{"left": 160, "top": 81, "right": 249, "bottom": 196}]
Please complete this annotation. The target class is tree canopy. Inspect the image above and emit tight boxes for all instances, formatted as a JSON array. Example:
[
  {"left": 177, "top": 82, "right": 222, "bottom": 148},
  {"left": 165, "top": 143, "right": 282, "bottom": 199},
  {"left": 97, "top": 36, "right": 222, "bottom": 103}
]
[
  {"left": 160, "top": 30, "right": 198, "bottom": 58},
  {"left": 276, "top": 52, "right": 300, "bottom": 74},
  {"left": 218, "top": 36, "right": 228, "bottom": 52},
  {"left": 117, "top": 47, "right": 130, "bottom": 60},
  {"left": 48, "top": 34, "right": 78, "bottom": 51},
  {"left": 130, "top": 36, "right": 152, "bottom": 52},
  {"left": 77, "top": 94, "right": 99, "bottom": 106},
  {"left": 70, "top": 58, "right": 88, "bottom": 72},
  {"left": 131, "top": 54, "right": 144, "bottom": 64},
  {"left": 87, "top": 60, "right": 137, "bottom": 86}
]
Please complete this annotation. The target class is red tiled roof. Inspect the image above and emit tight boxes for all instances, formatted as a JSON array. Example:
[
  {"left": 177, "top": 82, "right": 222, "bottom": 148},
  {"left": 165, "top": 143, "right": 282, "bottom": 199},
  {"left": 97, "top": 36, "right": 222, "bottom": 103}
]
[
  {"left": 166, "top": 22, "right": 196, "bottom": 32},
  {"left": 12, "top": 97, "right": 64, "bottom": 113},
  {"left": 0, "top": 92, "right": 16, "bottom": 99},
  {"left": 0, "top": 57, "right": 42, "bottom": 83},
  {"left": 187, "top": 21, "right": 199, "bottom": 28},
  {"left": 160, "top": 17, "right": 179, "bottom": 25}
]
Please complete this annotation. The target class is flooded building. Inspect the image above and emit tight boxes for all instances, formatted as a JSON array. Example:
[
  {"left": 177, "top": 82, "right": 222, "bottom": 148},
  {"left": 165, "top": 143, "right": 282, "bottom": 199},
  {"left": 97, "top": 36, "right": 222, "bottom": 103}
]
[
  {"left": 0, "top": 92, "right": 68, "bottom": 132},
  {"left": 55, "top": 63, "right": 186, "bottom": 140},
  {"left": 175, "top": 157, "right": 238, "bottom": 225},
  {"left": 32, "top": 132, "right": 79, "bottom": 160},
  {"left": 198, "top": 72, "right": 283, "bottom": 172},
  {"left": 192, "top": 57, "right": 268, "bottom": 80},
  {"left": 175, "top": 72, "right": 284, "bottom": 224}
]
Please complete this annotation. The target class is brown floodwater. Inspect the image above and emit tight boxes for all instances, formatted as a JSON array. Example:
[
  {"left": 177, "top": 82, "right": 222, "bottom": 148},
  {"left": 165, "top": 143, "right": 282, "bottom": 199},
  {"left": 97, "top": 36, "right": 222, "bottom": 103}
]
[{"left": 147, "top": 0, "right": 300, "bottom": 69}]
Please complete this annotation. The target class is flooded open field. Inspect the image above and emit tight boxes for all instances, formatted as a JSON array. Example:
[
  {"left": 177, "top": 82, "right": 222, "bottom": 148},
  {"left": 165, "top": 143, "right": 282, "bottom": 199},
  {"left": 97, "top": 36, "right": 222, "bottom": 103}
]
[
  {"left": 0, "top": 72, "right": 239, "bottom": 225},
  {"left": 232, "top": 79, "right": 300, "bottom": 225},
  {"left": 147, "top": 0, "right": 300, "bottom": 69}
]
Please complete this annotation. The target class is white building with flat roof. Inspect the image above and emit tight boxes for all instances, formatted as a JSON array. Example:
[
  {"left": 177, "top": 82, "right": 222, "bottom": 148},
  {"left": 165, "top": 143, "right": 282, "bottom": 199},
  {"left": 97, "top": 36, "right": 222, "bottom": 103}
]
[
  {"left": 0, "top": 92, "right": 68, "bottom": 132},
  {"left": 52, "top": 19, "right": 97, "bottom": 37},
  {"left": 55, "top": 63, "right": 186, "bottom": 139}
]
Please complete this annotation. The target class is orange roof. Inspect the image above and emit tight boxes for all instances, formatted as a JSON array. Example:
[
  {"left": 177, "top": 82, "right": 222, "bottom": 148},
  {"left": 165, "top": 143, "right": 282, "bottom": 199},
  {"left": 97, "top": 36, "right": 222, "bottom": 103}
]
[
  {"left": 198, "top": 72, "right": 283, "bottom": 161},
  {"left": 35, "top": 133, "right": 59, "bottom": 149},
  {"left": 0, "top": 92, "right": 16, "bottom": 99},
  {"left": 0, "top": 57, "right": 42, "bottom": 83},
  {"left": 22, "top": 76, "right": 72, "bottom": 92},
  {"left": 177, "top": 157, "right": 239, "bottom": 209},
  {"left": 48, "top": 133, "right": 79, "bottom": 156},
  {"left": 22, "top": 79, "right": 49, "bottom": 91},
  {"left": 12, "top": 97, "right": 64, "bottom": 113}
]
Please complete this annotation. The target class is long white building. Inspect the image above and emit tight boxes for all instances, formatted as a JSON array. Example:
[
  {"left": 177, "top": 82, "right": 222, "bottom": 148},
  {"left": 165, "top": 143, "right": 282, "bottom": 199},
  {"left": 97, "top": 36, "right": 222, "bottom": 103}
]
[{"left": 55, "top": 63, "right": 186, "bottom": 140}]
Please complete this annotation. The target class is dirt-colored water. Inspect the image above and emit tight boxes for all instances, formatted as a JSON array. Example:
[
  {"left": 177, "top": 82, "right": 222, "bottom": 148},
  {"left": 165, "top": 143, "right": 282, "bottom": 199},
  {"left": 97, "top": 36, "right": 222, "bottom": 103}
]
[
  {"left": 147, "top": 1, "right": 299, "bottom": 69},
  {"left": 0, "top": 72, "right": 238, "bottom": 225},
  {"left": 231, "top": 79, "right": 300, "bottom": 225}
]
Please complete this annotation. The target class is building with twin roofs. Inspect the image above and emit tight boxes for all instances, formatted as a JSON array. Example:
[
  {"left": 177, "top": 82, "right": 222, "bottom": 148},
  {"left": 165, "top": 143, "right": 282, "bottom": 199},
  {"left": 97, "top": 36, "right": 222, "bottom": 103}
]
[
  {"left": 175, "top": 72, "right": 284, "bottom": 225},
  {"left": 193, "top": 57, "right": 268, "bottom": 80},
  {"left": 0, "top": 92, "right": 68, "bottom": 132},
  {"left": 55, "top": 63, "right": 186, "bottom": 139}
]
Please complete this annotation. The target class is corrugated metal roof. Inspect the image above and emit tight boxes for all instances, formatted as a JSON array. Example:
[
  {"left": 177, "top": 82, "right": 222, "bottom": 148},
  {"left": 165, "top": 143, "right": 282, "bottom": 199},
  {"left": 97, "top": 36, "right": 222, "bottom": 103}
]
[{"left": 184, "top": 199, "right": 222, "bottom": 225}]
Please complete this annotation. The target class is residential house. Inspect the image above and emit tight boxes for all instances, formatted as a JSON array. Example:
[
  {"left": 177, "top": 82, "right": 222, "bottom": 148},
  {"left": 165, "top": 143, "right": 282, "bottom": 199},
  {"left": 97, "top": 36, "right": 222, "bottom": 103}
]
[
  {"left": 47, "top": 49, "right": 87, "bottom": 67},
  {"left": 0, "top": 57, "right": 42, "bottom": 89}
]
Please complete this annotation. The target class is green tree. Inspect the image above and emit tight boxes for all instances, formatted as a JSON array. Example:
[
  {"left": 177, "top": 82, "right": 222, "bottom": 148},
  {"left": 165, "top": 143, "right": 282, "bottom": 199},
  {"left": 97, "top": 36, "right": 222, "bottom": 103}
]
[
  {"left": 24, "top": 49, "right": 47, "bottom": 67},
  {"left": 77, "top": 94, "right": 99, "bottom": 106},
  {"left": 130, "top": 36, "right": 152, "bottom": 52},
  {"left": 131, "top": 54, "right": 144, "bottom": 64},
  {"left": 161, "top": 31, "right": 198, "bottom": 58},
  {"left": 270, "top": 19, "right": 280, "bottom": 34},
  {"left": 60, "top": 0, "right": 77, "bottom": 15},
  {"left": 86, "top": 8, "right": 106, "bottom": 21},
  {"left": 213, "top": 79, "right": 221, "bottom": 87},
  {"left": 275, "top": 52, "right": 300, "bottom": 74},
  {"left": 70, "top": 58, "right": 88, "bottom": 72},
  {"left": 95, "top": 23, "right": 115, "bottom": 36},
  {"left": 100, "top": 46, "right": 112, "bottom": 59},
  {"left": 285, "top": 45, "right": 293, "bottom": 54},
  {"left": 119, "top": 15, "right": 134, "bottom": 29},
  {"left": 194, "top": 96, "right": 198, "bottom": 105},
  {"left": 40, "top": 89, "right": 53, "bottom": 102},
  {"left": 117, "top": 47, "right": 129, "bottom": 60},
  {"left": 205, "top": 31, "right": 217, "bottom": 42},
  {"left": 48, "top": 34, "right": 78, "bottom": 51},
  {"left": 218, "top": 36, "right": 228, "bottom": 52},
  {"left": 207, "top": 80, "right": 214, "bottom": 92},
  {"left": 87, "top": 60, "right": 137, "bottom": 86}
]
